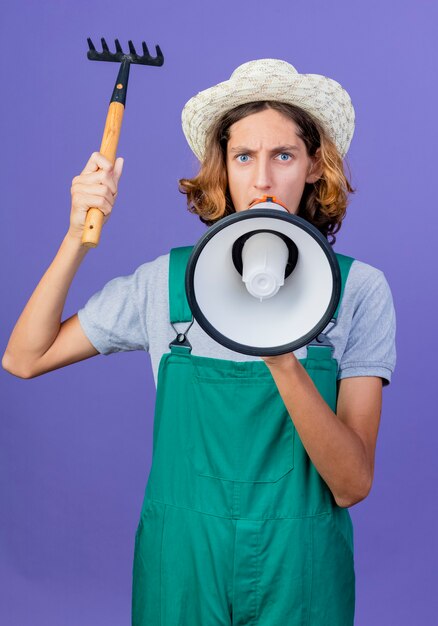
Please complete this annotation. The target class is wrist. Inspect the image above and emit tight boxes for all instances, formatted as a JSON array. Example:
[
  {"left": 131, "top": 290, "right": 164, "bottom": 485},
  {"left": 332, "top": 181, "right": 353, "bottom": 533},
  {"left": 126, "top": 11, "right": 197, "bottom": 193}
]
[
  {"left": 64, "top": 231, "right": 90, "bottom": 257},
  {"left": 262, "top": 351, "right": 298, "bottom": 373}
]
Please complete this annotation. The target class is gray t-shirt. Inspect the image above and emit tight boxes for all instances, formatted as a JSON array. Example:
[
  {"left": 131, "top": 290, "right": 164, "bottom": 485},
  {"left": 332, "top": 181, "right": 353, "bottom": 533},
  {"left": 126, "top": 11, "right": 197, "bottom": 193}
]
[{"left": 77, "top": 253, "right": 396, "bottom": 387}]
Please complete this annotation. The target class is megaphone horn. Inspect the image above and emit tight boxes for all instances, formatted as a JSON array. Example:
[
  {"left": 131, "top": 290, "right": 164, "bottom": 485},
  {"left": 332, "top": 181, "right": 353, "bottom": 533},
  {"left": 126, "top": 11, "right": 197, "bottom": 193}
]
[{"left": 185, "top": 197, "right": 341, "bottom": 356}]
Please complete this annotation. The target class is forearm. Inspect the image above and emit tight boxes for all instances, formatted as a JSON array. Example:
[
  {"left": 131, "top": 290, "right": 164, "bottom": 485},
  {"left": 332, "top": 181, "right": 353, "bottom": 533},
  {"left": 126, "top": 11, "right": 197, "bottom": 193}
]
[
  {"left": 266, "top": 354, "right": 371, "bottom": 507},
  {"left": 3, "top": 233, "right": 89, "bottom": 371}
]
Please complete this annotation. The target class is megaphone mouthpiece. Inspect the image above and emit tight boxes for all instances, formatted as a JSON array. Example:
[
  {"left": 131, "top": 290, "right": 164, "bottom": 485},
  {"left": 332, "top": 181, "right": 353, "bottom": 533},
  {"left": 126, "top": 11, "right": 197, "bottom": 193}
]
[
  {"left": 248, "top": 195, "right": 289, "bottom": 212},
  {"left": 241, "top": 232, "right": 289, "bottom": 300}
]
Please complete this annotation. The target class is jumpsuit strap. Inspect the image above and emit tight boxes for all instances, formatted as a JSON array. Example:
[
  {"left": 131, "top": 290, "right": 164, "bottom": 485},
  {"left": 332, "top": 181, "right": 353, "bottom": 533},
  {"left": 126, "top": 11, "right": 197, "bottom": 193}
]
[
  {"left": 169, "top": 246, "right": 194, "bottom": 323},
  {"left": 333, "top": 253, "right": 355, "bottom": 320},
  {"left": 169, "top": 246, "right": 195, "bottom": 353},
  {"left": 305, "top": 253, "right": 355, "bottom": 361}
]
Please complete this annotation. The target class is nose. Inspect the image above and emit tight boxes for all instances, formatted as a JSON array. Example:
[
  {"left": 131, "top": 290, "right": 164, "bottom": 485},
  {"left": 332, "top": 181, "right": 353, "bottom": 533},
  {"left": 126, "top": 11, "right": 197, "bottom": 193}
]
[{"left": 253, "top": 157, "right": 272, "bottom": 191}]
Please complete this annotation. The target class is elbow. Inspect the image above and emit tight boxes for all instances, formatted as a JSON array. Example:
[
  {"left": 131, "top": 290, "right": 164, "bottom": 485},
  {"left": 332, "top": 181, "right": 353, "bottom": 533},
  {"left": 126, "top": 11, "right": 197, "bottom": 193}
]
[
  {"left": 335, "top": 493, "right": 368, "bottom": 509},
  {"left": 334, "top": 476, "right": 373, "bottom": 509},
  {"left": 2, "top": 352, "right": 35, "bottom": 379}
]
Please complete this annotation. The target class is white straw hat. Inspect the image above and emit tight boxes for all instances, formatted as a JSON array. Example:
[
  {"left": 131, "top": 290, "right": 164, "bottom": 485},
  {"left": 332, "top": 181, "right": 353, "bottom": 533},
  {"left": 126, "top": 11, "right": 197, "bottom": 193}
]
[{"left": 182, "top": 59, "right": 355, "bottom": 161}]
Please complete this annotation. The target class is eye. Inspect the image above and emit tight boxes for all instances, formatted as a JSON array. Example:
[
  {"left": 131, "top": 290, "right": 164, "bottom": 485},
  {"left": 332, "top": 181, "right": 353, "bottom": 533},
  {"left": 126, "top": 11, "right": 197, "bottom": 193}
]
[
  {"left": 236, "top": 154, "right": 251, "bottom": 163},
  {"left": 276, "top": 153, "right": 293, "bottom": 162}
]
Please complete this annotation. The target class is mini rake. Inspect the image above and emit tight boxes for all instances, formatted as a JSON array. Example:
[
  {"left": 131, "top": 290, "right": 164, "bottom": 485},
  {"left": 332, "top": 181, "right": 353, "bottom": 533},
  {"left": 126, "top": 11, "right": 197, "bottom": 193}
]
[{"left": 82, "top": 37, "right": 164, "bottom": 247}]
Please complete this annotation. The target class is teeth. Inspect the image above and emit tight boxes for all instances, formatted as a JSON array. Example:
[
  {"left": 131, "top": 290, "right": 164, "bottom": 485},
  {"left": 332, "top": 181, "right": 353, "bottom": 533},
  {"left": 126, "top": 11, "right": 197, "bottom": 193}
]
[
  {"left": 128, "top": 40, "right": 137, "bottom": 55},
  {"left": 114, "top": 39, "right": 122, "bottom": 54},
  {"left": 87, "top": 37, "right": 96, "bottom": 51},
  {"left": 142, "top": 41, "right": 150, "bottom": 57},
  {"left": 101, "top": 37, "right": 109, "bottom": 52}
]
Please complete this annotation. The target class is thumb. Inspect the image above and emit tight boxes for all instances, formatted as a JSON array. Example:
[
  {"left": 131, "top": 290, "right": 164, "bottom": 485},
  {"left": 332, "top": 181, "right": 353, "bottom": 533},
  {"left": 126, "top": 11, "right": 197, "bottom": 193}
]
[{"left": 113, "top": 157, "right": 124, "bottom": 184}]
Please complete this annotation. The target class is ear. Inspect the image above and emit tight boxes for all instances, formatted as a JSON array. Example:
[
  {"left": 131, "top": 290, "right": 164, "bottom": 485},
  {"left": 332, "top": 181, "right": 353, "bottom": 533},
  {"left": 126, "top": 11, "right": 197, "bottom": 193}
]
[{"left": 305, "top": 148, "right": 322, "bottom": 184}]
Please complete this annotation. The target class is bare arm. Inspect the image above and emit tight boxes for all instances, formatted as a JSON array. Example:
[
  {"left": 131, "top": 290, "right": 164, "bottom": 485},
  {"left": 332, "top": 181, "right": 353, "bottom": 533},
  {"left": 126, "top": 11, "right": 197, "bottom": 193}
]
[
  {"left": 3, "top": 234, "right": 96, "bottom": 378},
  {"left": 2, "top": 152, "right": 124, "bottom": 379},
  {"left": 262, "top": 352, "right": 382, "bottom": 508}
]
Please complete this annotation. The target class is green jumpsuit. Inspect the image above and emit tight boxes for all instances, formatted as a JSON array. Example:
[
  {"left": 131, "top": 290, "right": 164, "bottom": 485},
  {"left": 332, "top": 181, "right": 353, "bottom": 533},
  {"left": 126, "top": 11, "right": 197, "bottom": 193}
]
[{"left": 132, "top": 246, "right": 356, "bottom": 626}]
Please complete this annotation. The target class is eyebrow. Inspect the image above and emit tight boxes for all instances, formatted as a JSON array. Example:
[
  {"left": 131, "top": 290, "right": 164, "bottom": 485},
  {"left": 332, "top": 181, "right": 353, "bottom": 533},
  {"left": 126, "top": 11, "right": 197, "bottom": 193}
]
[{"left": 228, "top": 144, "right": 300, "bottom": 154}]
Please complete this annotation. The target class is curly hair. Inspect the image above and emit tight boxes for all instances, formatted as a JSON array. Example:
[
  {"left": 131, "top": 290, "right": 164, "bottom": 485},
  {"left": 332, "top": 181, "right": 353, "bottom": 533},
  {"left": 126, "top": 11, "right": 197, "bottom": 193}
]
[{"left": 179, "top": 101, "right": 355, "bottom": 244}]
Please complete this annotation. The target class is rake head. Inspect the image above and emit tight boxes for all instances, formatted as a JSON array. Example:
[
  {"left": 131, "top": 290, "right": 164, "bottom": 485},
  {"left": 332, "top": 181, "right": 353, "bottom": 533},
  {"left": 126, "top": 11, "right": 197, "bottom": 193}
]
[{"left": 87, "top": 37, "right": 164, "bottom": 66}]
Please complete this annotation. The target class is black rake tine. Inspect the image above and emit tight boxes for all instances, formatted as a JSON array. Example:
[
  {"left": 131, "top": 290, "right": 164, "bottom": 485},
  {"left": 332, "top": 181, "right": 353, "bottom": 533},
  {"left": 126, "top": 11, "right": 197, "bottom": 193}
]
[{"left": 86, "top": 37, "right": 164, "bottom": 65}]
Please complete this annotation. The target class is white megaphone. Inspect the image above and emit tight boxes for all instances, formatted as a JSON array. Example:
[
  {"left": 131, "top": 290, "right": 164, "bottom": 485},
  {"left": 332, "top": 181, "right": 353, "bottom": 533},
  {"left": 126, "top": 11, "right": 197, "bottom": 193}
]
[{"left": 185, "top": 196, "right": 341, "bottom": 356}]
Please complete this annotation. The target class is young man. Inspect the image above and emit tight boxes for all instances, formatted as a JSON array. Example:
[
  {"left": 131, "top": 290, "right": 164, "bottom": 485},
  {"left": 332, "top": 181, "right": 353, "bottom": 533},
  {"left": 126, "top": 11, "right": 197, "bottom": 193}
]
[{"left": 3, "top": 59, "right": 396, "bottom": 625}]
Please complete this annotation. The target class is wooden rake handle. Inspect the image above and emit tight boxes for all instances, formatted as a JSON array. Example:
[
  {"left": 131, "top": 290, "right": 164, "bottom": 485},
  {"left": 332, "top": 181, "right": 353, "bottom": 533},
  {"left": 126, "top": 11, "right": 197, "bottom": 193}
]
[{"left": 81, "top": 101, "right": 125, "bottom": 247}]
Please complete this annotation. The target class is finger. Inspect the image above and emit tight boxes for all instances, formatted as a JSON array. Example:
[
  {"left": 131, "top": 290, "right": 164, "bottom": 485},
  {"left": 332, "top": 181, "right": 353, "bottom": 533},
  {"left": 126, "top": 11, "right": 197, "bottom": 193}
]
[
  {"left": 72, "top": 183, "right": 116, "bottom": 204},
  {"left": 113, "top": 157, "right": 124, "bottom": 184},
  {"left": 80, "top": 152, "right": 114, "bottom": 175},
  {"left": 74, "top": 193, "right": 113, "bottom": 215},
  {"left": 72, "top": 170, "right": 117, "bottom": 195}
]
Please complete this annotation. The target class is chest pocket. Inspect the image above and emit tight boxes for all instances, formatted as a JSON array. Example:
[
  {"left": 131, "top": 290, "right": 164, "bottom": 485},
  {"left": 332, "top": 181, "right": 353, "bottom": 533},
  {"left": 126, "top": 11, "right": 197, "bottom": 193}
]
[{"left": 185, "top": 361, "right": 295, "bottom": 483}]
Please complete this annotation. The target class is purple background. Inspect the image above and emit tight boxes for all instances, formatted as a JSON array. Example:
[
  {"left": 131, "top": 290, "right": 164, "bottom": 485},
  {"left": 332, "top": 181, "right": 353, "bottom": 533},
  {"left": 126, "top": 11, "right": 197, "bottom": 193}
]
[{"left": 1, "top": 1, "right": 437, "bottom": 624}]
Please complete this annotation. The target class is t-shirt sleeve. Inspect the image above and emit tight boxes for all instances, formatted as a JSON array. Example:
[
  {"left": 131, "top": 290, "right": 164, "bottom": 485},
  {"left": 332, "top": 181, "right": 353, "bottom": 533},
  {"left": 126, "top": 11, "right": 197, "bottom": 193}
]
[
  {"left": 338, "top": 269, "right": 396, "bottom": 387},
  {"left": 77, "top": 265, "right": 149, "bottom": 355}
]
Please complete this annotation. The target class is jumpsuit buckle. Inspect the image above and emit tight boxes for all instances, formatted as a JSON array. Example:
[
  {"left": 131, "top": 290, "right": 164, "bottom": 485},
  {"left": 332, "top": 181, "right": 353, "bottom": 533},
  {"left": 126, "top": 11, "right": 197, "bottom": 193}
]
[
  {"left": 306, "top": 318, "right": 336, "bottom": 350},
  {"left": 169, "top": 319, "right": 194, "bottom": 350}
]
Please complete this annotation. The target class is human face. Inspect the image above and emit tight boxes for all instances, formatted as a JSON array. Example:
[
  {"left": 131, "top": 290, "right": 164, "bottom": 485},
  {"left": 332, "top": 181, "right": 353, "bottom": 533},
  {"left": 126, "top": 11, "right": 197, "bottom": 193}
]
[{"left": 226, "top": 108, "right": 320, "bottom": 214}]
